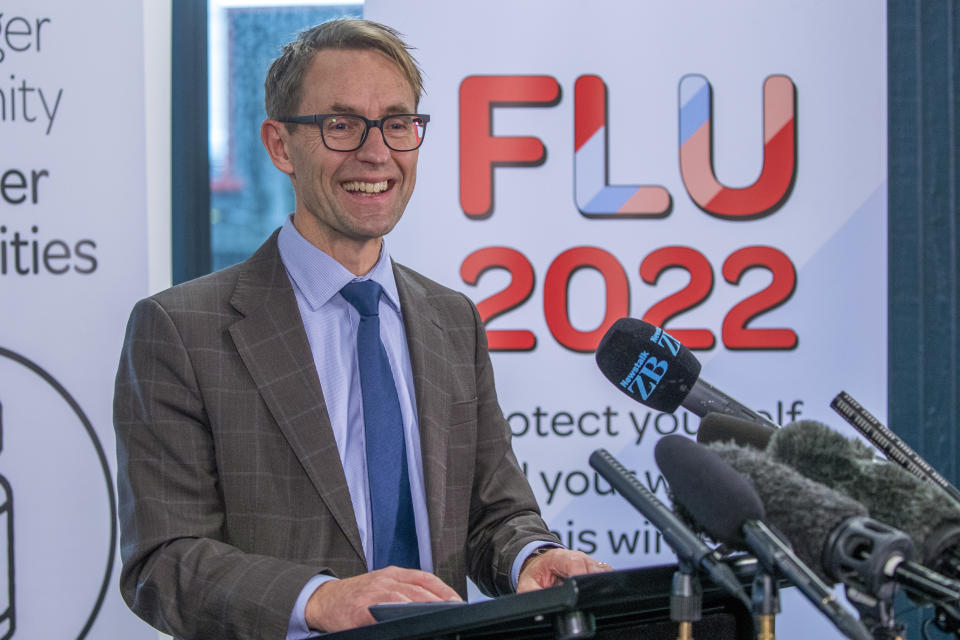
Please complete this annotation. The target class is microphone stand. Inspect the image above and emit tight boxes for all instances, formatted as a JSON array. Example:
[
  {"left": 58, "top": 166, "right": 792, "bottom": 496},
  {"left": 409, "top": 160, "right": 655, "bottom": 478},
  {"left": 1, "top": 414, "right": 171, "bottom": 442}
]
[
  {"left": 588, "top": 447, "right": 750, "bottom": 636},
  {"left": 933, "top": 603, "right": 960, "bottom": 638},
  {"left": 823, "top": 519, "right": 905, "bottom": 640},
  {"left": 843, "top": 585, "right": 904, "bottom": 640},
  {"left": 752, "top": 567, "right": 779, "bottom": 640},
  {"left": 670, "top": 559, "right": 702, "bottom": 640}
]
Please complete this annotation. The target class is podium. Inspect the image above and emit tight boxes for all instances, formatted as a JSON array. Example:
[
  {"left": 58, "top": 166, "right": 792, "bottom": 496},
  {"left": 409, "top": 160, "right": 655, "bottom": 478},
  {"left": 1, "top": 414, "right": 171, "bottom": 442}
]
[{"left": 322, "top": 557, "right": 758, "bottom": 639}]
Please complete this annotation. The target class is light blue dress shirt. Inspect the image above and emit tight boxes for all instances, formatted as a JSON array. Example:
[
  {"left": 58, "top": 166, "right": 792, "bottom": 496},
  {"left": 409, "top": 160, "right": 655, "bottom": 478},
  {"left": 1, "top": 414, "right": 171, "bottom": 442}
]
[
  {"left": 278, "top": 218, "right": 433, "bottom": 637},
  {"left": 277, "top": 218, "right": 550, "bottom": 637}
]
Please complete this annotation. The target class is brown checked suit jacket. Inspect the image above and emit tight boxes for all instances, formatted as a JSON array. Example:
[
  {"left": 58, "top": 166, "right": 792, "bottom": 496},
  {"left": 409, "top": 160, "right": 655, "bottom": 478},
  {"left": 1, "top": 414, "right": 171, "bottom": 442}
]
[{"left": 113, "top": 231, "right": 558, "bottom": 640}]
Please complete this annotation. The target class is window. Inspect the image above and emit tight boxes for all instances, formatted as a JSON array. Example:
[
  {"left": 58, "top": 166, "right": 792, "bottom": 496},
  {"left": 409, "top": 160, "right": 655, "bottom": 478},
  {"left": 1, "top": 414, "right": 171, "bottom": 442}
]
[{"left": 208, "top": 1, "right": 363, "bottom": 270}]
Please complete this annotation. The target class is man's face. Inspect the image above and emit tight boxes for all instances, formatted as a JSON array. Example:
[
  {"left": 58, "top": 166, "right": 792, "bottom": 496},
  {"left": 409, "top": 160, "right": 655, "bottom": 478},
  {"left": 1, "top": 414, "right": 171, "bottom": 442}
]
[{"left": 283, "top": 48, "right": 419, "bottom": 250}]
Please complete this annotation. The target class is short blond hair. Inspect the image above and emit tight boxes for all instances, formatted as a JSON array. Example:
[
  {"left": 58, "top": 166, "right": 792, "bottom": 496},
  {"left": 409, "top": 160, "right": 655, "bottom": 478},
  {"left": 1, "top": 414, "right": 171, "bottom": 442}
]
[{"left": 264, "top": 18, "right": 423, "bottom": 122}]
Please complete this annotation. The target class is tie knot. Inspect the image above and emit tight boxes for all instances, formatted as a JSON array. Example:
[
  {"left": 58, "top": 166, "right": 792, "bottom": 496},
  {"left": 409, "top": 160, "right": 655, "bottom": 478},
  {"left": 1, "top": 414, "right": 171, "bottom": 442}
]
[{"left": 340, "top": 280, "right": 383, "bottom": 317}]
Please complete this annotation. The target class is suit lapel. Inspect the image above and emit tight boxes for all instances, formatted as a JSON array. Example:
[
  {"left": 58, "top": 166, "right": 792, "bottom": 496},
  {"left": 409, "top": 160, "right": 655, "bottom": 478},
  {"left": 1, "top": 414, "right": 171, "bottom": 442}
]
[
  {"left": 393, "top": 264, "right": 450, "bottom": 565},
  {"left": 228, "top": 233, "right": 365, "bottom": 565}
]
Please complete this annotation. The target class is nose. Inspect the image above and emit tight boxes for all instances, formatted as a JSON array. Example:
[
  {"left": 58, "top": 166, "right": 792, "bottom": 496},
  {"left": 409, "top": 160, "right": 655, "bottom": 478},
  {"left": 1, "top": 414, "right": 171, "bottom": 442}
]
[{"left": 355, "top": 124, "right": 392, "bottom": 163}]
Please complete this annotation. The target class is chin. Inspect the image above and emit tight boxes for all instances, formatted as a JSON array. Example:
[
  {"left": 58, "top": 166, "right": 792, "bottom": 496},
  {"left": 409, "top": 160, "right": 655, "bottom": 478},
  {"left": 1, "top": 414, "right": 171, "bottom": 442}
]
[{"left": 347, "top": 213, "right": 404, "bottom": 239}]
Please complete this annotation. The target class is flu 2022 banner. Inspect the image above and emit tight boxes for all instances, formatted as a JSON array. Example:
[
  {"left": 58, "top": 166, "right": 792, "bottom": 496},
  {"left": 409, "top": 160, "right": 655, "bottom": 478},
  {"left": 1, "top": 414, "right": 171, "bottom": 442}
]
[{"left": 369, "top": 1, "right": 886, "bottom": 635}]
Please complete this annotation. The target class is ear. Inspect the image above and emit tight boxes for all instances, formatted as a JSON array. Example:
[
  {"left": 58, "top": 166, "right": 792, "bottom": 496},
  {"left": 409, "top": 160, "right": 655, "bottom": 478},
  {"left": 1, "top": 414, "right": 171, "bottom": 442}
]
[{"left": 261, "top": 119, "right": 295, "bottom": 174}]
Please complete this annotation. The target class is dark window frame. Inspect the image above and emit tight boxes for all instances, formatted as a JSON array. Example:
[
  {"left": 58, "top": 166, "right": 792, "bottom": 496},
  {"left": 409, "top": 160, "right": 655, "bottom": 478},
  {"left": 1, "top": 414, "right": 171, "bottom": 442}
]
[{"left": 171, "top": 0, "right": 211, "bottom": 284}]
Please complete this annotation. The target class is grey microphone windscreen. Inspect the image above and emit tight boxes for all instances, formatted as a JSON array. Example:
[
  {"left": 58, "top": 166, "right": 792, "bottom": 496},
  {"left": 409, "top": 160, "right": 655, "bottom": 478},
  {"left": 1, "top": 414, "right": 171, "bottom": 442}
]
[
  {"left": 706, "top": 441, "right": 867, "bottom": 583},
  {"left": 768, "top": 420, "right": 960, "bottom": 567}
]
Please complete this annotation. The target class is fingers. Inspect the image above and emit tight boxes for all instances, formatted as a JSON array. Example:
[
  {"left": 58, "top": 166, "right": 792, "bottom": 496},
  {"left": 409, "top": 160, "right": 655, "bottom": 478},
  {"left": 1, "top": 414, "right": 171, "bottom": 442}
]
[
  {"left": 554, "top": 550, "right": 594, "bottom": 576},
  {"left": 591, "top": 560, "right": 612, "bottom": 573},
  {"left": 385, "top": 566, "right": 463, "bottom": 601},
  {"left": 516, "top": 549, "right": 614, "bottom": 593},
  {"left": 305, "top": 567, "right": 462, "bottom": 632}
]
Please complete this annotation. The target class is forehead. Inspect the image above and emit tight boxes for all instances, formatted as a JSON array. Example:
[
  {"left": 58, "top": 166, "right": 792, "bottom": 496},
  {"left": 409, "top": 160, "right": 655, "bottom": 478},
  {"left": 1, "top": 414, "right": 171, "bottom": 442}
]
[{"left": 298, "top": 48, "right": 416, "bottom": 113}]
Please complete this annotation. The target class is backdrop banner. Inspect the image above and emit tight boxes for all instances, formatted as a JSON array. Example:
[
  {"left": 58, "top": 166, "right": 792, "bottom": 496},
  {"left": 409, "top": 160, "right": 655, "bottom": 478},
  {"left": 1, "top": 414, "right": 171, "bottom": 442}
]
[
  {"left": 368, "top": 2, "right": 887, "bottom": 637},
  {"left": 0, "top": 2, "right": 153, "bottom": 638}
]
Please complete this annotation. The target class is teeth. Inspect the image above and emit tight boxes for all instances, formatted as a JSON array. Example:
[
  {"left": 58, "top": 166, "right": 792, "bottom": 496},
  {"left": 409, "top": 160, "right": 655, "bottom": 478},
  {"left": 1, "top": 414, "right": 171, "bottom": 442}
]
[{"left": 343, "top": 180, "right": 389, "bottom": 194}]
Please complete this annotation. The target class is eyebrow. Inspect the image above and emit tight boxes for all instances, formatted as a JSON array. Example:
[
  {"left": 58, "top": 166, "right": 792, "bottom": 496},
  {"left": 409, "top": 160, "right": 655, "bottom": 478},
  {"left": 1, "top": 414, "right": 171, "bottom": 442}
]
[{"left": 328, "top": 103, "right": 415, "bottom": 116}]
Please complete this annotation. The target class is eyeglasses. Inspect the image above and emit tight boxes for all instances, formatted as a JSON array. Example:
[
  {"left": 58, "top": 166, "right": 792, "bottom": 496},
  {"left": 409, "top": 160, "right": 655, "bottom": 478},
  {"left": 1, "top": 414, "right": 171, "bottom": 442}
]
[{"left": 278, "top": 113, "right": 430, "bottom": 152}]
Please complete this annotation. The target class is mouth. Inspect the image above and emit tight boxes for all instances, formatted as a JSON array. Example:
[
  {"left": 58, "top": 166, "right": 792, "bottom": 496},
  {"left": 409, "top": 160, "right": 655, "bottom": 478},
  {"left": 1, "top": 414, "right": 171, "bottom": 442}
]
[{"left": 341, "top": 179, "right": 391, "bottom": 196}]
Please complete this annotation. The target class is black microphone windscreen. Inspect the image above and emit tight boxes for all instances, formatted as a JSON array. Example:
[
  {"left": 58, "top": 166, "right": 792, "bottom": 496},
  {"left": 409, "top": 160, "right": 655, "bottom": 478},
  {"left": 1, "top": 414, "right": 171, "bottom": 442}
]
[
  {"left": 706, "top": 441, "right": 867, "bottom": 583},
  {"left": 596, "top": 318, "right": 701, "bottom": 413},
  {"left": 654, "top": 435, "right": 763, "bottom": 545},
  {"left": 769, "top": 421, "right": 960, "bottom": 549},
  {"left": 697, "top": 412, "right": 775, "bottom": 450}
]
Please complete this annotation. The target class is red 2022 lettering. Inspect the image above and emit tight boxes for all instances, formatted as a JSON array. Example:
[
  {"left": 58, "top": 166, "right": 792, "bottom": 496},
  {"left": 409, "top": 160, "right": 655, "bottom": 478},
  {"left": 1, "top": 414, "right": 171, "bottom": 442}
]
[{"left": 460, "top": 246, "right": 797, "bottom": 353}]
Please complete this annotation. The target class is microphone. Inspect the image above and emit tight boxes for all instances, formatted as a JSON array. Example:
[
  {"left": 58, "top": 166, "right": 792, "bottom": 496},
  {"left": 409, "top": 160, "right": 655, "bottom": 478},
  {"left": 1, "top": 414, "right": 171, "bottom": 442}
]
[
  {"left": 653, "top": 435, "right": 873, "bottom": 640},
  {"left": 697, "top": 412, "right": 775, "bottom": 450},
  {"left": 831, "top": 391, "right": 960, "bottom": 507},
  {"left": 688, "top": 438, "right": 960, "bottom": 606},
  {"left": 696, "top": 414, "right": 960, "bottom": 580},
  {"left": 656, "top": 435, "right": 865, "bottom": 581},
  {"left": 696, "top": 414, "right": 960, "bottom": 632},
  {"left": 767, "top": 420, "right": 960, "bottom": 580},
  {"left": 595, "top": 318, "right": 780, "bottom": 430},
  {"left": 587, "top": 448, "right": 751, "bottom": 610}
]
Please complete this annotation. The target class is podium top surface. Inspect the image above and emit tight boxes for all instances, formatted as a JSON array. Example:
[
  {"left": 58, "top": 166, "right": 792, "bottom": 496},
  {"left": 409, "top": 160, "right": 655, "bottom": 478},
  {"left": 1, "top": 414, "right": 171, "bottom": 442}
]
[{"left": 321, "top": 557, "right": 758, "bottom": 640}]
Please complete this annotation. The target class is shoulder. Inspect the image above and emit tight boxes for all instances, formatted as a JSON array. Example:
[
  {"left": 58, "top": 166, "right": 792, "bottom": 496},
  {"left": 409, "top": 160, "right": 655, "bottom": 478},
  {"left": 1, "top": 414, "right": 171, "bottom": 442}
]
[
  {"left": 119, "top": 264, "right": 246, "bottom": 353},
  {"left": 134, "top": 230, "right": 285, "bottom": 324},
  {"left": 393, "top": 262, "right": 478, "bottom": 317},
  {"left": 158, "top": 230, "right": 283, "bottom": 307},
  {"left": 148, "top": 262, "right": 244, "bottom": 314},
  {"left": 391, "top": 262, "right": 490, "bottom": 365}
]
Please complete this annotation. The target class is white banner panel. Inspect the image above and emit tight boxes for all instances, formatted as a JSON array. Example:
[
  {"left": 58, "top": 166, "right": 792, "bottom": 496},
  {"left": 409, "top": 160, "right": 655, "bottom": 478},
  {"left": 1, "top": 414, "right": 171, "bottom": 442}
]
[
  {"left": 367, "top": 1, "right": 886, "bottom": 637},
  {"left": 0, "top": 2, "right": 153, "bottom": 638}
]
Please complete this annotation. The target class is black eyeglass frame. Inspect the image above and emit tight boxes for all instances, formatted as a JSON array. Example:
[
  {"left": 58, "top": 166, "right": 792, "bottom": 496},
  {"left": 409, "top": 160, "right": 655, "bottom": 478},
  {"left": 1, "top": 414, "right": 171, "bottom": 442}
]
[{"left": 277, "top": 113, "right": 431, "bottom": 152}]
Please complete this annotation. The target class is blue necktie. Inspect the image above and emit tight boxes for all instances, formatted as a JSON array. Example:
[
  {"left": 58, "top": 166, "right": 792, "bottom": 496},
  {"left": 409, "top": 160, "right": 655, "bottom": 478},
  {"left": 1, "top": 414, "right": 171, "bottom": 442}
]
[{"left": 340, "top": 280, "right": 420, "bottom": 570}]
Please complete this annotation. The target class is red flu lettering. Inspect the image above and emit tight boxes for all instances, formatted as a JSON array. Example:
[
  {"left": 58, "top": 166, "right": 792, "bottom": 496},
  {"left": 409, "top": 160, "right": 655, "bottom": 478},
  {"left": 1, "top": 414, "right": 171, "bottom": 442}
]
[
  {"left": 459, "top": 75, "right": 560, "bottom": 218},
  {"left": 679, "top": 74, "right": 796, "bottom": 219}
]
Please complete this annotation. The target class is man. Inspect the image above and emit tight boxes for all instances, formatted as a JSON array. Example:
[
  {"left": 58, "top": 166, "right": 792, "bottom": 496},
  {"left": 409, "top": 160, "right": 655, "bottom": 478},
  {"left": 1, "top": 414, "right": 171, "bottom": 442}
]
[{"left": 114, "top": 18, "right": 607, "bottom": 640}]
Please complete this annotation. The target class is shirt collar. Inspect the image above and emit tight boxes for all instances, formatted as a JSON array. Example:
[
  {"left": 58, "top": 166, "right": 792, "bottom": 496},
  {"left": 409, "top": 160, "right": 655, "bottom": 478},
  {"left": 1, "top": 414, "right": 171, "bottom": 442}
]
[{"left": 277, "top": 215, "right": 401, "bottom": 313}]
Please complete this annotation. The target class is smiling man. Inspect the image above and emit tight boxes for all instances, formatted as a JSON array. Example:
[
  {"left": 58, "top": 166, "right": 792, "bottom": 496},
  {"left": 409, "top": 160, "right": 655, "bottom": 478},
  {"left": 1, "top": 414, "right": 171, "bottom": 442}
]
[{"left": 114, "top": 18, "right": 607, "bottom": 640}]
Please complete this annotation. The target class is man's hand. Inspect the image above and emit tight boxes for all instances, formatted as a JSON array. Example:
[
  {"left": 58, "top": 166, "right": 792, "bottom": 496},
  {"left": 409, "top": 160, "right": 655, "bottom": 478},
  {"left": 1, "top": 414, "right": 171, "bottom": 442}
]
[
  {"left": 304, "top": 566, "right": 462, "bottom": 632},
  {"left": 516, "top": 548, "right": 612, "bottom": 593}
]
